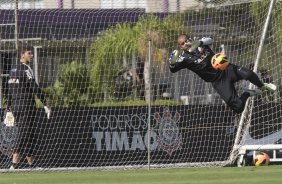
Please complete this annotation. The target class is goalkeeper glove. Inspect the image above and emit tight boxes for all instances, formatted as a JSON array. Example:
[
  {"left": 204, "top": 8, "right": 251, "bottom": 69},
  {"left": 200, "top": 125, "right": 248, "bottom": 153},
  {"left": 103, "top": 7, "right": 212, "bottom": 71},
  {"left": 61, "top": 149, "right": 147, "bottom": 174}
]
[
  {"left": 188, "top": 40, "right": 201, "bottom": 52},
  {"left": 4, "top": 111, "right": 15, "bottom": 127},
  {"left": 44, "top": 106, "right": 51, "bottom": 119},
  {"left": 169, "top": 50, "right": 181, "bottom": 64}
]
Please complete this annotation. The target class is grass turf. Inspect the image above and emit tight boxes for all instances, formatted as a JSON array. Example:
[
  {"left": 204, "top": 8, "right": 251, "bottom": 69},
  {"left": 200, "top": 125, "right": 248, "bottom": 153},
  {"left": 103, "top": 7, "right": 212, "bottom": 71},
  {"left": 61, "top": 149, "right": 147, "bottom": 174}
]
[{"left": 0, "top": 165, "right": 282, "bottom": 184}]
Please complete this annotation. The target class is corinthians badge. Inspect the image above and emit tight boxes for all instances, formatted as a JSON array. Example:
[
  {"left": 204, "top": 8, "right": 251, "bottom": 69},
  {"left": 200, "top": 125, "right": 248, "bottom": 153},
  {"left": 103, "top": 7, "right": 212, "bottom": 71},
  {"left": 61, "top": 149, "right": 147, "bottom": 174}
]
[{"left": 154, "top": 108, "right": 182, "bottom": 155}]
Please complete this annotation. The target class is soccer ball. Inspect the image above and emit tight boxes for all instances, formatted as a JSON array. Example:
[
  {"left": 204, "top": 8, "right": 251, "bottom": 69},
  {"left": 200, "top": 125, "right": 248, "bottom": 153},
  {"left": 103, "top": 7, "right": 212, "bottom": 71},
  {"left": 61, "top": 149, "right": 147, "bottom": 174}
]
[
  {"left": 253, "top": 152, "right": 270, "bottom": 166},
  {"left": 211, "top": 53, "right": 229, "bottom": 70}
]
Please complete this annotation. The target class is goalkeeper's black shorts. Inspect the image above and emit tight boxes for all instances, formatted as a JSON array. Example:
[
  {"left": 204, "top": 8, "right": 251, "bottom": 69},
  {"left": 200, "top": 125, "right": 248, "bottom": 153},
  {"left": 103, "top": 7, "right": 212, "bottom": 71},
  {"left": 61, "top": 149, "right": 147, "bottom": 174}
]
[
  {"left": 212, "top": 64, "right": 263, "bottom": 113},
  {"left": 11, "top": 99, "right": 37, "bottom": 156}
]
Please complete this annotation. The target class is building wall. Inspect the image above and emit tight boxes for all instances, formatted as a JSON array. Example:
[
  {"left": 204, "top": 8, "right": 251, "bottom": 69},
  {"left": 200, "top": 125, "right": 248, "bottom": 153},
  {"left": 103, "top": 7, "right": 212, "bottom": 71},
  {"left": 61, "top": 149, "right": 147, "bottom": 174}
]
[
  {"left": 147, "top": 0, "right": 199, "bottom": 12},
  {"left": 65, "top": 0, "right": 100, "bottom": 9},
  {"left": 0, "top": 0, "right": 200, "bottom": 12}
]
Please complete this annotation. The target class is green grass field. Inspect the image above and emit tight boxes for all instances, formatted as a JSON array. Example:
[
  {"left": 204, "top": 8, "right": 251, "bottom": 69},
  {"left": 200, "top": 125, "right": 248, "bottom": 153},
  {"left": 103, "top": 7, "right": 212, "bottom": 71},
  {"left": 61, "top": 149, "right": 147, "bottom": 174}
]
[{"left": 0, "top": 166, "right": 282, "bottom": 184}]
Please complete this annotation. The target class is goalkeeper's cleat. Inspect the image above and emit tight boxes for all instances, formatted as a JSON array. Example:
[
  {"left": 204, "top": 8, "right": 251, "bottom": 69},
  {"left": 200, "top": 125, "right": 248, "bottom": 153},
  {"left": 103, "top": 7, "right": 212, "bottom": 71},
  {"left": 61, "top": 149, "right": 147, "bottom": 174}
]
[
  {"left": 261, "top": 83, "right": 277, "bottom": 92},
  {"left": 9, "top": 164, "right": 18, "bottom": 170},
  {"left": 9, "top": 165, "right": 15, "bottom": 170},
  {"left": 241, "top": 87, "right": 262, "bottom": 97}
]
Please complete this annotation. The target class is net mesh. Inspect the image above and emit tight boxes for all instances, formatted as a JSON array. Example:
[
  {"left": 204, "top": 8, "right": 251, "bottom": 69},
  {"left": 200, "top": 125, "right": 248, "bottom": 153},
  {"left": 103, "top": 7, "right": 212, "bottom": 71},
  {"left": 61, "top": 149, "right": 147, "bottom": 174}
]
[{"left": 0, "top": 0, "right": 281, "bottom": 171}]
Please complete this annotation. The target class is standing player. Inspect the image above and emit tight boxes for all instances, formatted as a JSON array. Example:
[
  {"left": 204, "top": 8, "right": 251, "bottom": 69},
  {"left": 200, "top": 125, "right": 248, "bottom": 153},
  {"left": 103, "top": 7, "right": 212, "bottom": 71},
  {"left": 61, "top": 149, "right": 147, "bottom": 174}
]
[
  {"left": 7, "top": 46, "right": 51, "bottom": 169},
  {"left": 169, "top": 34, "right": 277, "bottom": 113}
]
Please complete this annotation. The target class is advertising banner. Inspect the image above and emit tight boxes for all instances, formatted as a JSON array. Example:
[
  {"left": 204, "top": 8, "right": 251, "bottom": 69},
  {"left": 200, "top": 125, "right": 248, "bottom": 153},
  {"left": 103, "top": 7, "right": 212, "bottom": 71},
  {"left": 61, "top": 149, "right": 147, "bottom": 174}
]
[{"left": 0, "top": 104, "right": 280, "bottom": 168}]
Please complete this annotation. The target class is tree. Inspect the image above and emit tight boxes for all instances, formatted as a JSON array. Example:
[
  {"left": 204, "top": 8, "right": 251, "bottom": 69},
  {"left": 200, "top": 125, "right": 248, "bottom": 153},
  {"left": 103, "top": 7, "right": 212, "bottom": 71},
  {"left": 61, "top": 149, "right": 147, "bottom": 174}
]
[
  {"left": 45, "top": 61, "right": 90, "bottom": 106},
  {"left": 89, "top": 23, "right": 137, "bottom": 101},
  {"left": 89, "top": 14, "right": 186, "bottom": 102}
]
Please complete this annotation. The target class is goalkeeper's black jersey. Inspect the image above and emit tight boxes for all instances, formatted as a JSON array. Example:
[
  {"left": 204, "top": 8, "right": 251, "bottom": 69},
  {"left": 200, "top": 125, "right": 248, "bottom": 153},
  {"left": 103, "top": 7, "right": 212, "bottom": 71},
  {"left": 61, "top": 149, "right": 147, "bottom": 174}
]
[
  {"left": 169, "top": 45, "right": 222, "bottom": 82},
  {"left": 7, "top": 62, "right": 46, "bottom": 106}
]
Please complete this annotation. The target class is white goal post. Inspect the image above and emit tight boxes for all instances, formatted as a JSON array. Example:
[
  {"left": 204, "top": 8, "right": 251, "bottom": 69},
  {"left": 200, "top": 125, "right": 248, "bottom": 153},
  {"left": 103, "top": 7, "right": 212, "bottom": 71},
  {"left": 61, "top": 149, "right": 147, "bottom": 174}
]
[{"left": 0, "top": 0, "right": 281, "bottom": 172}]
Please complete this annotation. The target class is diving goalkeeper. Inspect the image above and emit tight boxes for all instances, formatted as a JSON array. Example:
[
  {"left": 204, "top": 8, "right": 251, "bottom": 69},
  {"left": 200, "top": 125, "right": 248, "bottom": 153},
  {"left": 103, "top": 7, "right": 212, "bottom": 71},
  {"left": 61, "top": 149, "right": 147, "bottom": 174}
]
[
  {"left": 7, "top": 46, "right": 51, "bottom": 169},
  {"left": 169, "top": 34, "right": 276, "bottom": 113}
]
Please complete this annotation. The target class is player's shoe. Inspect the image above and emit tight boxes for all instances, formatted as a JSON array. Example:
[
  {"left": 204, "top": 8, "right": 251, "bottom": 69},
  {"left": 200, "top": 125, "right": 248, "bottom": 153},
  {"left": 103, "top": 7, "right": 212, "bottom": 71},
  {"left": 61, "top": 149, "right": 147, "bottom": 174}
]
[
  {"left": 9, "top": 164, "right": 17, "bottom": 170},
  {"left": 261, "top": 83, "right": 277, "bottom": 92},
  {"left": 9, "top": 165, "right": 15, "bottom": 170},
  {"left": 241, "top": 87, "right": 262, "bottom": 97}
]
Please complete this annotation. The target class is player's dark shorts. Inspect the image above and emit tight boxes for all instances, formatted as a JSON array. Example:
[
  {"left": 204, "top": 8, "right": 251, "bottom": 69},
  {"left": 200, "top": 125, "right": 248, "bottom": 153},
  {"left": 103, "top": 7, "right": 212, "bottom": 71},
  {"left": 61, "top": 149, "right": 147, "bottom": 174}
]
[
  {"left": 11, "top": 99, "right": 37, "bottom": 156},
  {"left": 211, "top": 64, "right": 259, "bottom": 113}
]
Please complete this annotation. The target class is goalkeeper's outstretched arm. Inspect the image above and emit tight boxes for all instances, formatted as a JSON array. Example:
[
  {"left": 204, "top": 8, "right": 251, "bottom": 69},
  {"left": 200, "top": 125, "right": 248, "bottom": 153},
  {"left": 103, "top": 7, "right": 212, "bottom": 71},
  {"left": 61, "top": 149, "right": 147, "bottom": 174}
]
[
  {"left": 186, "top": 37, "right": 213, "bottom": 52},
  {"left": 168, "top": 50, "right": 188, "bottom": 73},
  {"left": 199, "top": 37, "right": 213, "bottom": 46}
]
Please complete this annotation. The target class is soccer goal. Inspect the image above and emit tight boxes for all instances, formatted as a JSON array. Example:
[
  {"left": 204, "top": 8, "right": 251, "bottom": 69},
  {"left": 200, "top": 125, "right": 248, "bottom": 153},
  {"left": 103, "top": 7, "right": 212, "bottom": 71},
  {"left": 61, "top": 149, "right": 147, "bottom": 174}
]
[{"left": 0, "top": 0, "right": 281, "bottom": 172}]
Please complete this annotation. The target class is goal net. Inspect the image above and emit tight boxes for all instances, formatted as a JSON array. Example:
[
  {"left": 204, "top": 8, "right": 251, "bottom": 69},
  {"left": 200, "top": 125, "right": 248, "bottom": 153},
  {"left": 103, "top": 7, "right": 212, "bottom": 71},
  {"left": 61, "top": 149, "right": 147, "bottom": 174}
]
[{"left": 0, "top": 0, "right": 281, "bottom": 171}]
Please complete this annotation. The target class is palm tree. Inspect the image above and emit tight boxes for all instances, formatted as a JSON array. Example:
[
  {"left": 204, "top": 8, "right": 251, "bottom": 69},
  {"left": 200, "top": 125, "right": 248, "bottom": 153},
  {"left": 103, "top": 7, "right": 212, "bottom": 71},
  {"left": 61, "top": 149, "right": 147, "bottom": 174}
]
[
  {"left": 89, "top": 14, "right": 186, "bottom": 102},
  {"left": 134, "top": 15, "right": 186, "bottom": 102}
]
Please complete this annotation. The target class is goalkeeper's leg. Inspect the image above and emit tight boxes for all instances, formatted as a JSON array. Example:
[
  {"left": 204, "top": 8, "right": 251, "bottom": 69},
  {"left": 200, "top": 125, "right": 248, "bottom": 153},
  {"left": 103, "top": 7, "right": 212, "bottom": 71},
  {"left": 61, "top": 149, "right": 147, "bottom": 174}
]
[
  {"left": 236, "top": 66, "right": 277, "bottom": 92},
  {"left": 10, "top": 111, "right": 23, "bottom": 170},
  {"left": 26, "top": 155, "right": 33, "bottom": 166},
  {"left": 212, "top": 79, "right": 248, "bottom": 113},
  {"left": 211, "top": 64, "right": 264, "bottom": 113},
  {"left": 236, "top": 66, "right": 264, "bottom": 88},
  {"left": 10, "top": 152, "right": 21, "bottom": 169},
  {"left": 26, "top": 138, "right": 35, "bottom": 166},
  {"left": 25, "top": 116, "right": 36, "bottom": 167}
]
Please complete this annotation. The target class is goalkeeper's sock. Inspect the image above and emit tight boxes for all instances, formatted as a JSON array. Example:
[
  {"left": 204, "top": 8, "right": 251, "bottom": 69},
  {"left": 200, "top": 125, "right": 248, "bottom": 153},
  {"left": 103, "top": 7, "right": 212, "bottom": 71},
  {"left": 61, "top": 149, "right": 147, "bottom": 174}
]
[
  {"left": 241, "top": 87, "right": 262, "bottom": 97},
  {"left": 26, "top": 155, "right": 33, "bottom": 166}
]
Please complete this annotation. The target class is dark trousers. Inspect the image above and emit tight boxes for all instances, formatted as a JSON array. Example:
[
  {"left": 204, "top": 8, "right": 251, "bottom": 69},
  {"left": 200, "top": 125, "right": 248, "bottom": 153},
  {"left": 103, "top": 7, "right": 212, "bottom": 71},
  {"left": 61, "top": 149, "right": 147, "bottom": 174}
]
[
  {"left": 212, "top": 64, "right": 264, "bottom": 113},
  {"left": 11, "top": 99, "right": 37, "bottom": 156}
]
